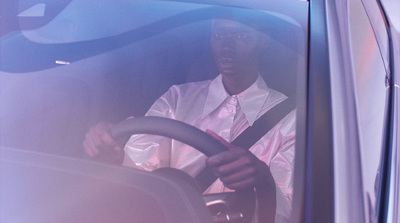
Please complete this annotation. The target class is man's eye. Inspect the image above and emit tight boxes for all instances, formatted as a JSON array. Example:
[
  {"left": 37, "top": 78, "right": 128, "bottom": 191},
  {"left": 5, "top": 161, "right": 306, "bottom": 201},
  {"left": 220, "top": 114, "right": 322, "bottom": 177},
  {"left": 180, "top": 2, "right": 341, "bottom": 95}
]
[
  {"left": 214, "top": 33, "right": 223, "bottom": 39},
  {"left": 236, "top": 33, "right": 248, "bottom": 39}
]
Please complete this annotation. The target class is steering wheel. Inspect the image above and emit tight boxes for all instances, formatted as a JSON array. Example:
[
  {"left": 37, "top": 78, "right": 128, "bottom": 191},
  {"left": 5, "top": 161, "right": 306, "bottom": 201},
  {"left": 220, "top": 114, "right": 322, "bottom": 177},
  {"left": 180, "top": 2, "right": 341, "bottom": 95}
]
[{"left": 110, "top": 116, "right": 256, "bottom": 223}]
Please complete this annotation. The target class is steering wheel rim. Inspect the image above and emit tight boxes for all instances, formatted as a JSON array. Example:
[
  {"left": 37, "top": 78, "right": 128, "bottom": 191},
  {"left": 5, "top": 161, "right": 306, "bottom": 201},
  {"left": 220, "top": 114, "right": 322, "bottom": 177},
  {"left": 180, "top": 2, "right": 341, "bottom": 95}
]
[
  {"left": 110, "top": 116, "right": 229, "bottom": 157},
  {"left": 110, "top": 116, "right": 256, "bottom": 223}
]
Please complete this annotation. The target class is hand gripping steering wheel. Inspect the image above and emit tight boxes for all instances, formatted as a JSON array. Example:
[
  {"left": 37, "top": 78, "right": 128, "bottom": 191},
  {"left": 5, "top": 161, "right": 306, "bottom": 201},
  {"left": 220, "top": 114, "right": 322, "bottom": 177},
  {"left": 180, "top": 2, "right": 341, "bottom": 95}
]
[{"left": 110, "top": 116, "right": 256, "bottom": 223}]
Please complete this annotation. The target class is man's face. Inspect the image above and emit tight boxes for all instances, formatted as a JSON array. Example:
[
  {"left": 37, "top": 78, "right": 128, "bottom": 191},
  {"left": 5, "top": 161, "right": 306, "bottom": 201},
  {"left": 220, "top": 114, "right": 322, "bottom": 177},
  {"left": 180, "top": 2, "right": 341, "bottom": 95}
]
[{"left": 210, "top": 18, "right": 268, "bottom": 77}]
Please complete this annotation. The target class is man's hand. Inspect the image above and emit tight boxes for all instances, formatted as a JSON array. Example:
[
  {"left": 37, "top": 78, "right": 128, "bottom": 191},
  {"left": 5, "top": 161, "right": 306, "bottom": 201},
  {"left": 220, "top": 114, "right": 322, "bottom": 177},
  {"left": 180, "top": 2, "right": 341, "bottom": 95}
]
[
  {"left": 206, "top": 130, "right": 277, "bottom": 223},
  {"left": 83, "top": 121, "right": 125, "bottom": 164},
  {"left": 205, "top": 130, "right": 274, "bottom": 190}
]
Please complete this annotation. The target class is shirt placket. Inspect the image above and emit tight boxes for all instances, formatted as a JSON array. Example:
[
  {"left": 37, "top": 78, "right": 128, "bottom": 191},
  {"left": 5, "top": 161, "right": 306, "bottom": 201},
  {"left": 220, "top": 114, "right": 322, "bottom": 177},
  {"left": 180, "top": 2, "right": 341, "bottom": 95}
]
[{"left": 219, "top": 95, "right": 238, "bottom": 142}]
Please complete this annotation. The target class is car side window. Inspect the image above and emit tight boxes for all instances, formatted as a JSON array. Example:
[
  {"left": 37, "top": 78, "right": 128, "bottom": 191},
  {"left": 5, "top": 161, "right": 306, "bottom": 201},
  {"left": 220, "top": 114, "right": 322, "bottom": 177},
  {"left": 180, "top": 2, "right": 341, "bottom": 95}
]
[{"left": 349, "top": 0, "right": 389, "bottom": 217}]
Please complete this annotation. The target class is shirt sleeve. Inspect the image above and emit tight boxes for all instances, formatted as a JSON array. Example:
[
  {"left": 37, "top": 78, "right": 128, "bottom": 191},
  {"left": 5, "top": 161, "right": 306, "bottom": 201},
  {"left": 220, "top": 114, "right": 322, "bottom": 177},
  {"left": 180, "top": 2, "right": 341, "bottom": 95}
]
[
  {"left": 122, "top": 87, "right": 177, "bottom": 170},
  {"left": 249, "top": 109, "right": 295, "bottom": 223},
  {"left": 273, "top": 143, "right": 295, "bottom": 223},
  {"left": 269, "top": 110, "right": 296, "bottom": 223}
]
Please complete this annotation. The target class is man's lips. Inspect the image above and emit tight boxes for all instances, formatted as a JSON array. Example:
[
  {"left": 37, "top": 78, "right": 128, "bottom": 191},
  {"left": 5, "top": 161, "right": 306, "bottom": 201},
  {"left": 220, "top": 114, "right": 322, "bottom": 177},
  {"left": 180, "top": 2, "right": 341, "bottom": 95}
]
[{"left": 219, "top": 57, "right": 235, "bottom": 66}]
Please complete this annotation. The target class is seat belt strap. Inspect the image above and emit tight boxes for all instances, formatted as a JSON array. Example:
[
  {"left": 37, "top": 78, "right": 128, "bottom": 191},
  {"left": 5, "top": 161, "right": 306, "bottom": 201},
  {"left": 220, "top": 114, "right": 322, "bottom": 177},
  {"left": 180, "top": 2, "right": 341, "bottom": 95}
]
[{"left": 195, "top": 96, "right": 296, "bottom": 192}]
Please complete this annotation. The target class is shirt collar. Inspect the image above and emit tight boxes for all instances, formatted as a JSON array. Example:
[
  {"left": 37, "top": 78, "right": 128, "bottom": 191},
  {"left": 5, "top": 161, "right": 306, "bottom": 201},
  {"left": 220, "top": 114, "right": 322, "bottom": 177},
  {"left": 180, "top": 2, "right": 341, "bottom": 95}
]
[{"left": 201, "top": 74, "right": 270, "bottom": 126}]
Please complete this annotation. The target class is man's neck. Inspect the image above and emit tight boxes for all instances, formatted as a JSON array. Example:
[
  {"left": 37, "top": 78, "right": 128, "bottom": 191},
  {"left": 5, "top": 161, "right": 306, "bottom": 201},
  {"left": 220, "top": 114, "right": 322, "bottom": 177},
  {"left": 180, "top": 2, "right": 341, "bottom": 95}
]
[{"left": 222, "top": 72, "right": 259, "bottom": 95}]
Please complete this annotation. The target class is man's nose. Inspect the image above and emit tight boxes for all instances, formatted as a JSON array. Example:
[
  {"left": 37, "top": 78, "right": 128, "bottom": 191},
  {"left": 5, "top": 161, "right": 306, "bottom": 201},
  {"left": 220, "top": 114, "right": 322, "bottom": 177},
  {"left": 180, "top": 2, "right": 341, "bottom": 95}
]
[{"left": 220, "top": 35, "right": 236, "bottom": 49}]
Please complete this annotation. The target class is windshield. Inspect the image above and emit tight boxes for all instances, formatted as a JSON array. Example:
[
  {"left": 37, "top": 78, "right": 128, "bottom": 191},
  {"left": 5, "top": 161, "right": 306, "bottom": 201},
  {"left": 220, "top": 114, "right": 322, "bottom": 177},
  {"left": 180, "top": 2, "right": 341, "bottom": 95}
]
[
  {"left": 1, "top": 0, "right": 307, "bottom": 153},
  {"left": 0, "top": 0, "right": 308, "bottom": 222}
]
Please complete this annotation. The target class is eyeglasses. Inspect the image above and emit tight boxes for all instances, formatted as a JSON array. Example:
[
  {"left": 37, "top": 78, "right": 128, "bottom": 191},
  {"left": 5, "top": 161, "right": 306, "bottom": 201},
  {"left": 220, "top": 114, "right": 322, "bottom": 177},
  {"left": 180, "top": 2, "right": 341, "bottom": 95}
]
[{"left": 212, "top": 32, "right": 251, "bottom": 40}]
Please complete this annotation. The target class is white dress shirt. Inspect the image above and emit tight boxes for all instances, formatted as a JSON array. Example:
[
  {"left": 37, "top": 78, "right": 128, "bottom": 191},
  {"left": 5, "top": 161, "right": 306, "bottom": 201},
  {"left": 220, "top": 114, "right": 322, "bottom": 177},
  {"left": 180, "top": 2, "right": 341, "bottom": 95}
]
[{"left": 123, "top": 74, "right": 296, "bottom": 222}]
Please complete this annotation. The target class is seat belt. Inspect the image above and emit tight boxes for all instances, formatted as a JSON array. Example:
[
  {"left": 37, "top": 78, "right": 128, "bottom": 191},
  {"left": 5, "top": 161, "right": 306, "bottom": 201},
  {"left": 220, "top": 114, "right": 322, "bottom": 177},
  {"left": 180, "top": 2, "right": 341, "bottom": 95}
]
[{"left": 195, "top": 96, "right": 296, "bottom": 192}]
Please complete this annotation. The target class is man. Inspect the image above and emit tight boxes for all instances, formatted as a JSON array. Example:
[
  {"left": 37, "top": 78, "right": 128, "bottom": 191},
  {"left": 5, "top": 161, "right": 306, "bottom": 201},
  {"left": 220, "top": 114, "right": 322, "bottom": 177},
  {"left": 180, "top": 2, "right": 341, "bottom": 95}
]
[{"left": 84, "top": 10, "right": 295, "bottom": 223}]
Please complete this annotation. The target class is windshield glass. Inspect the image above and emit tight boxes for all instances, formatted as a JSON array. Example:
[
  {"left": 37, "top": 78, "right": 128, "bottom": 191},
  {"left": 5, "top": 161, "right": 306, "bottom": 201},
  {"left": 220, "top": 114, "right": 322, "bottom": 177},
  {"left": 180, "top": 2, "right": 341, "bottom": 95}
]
[{"left": 0, "top": 0, "right": 308, "bottom": 222}]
